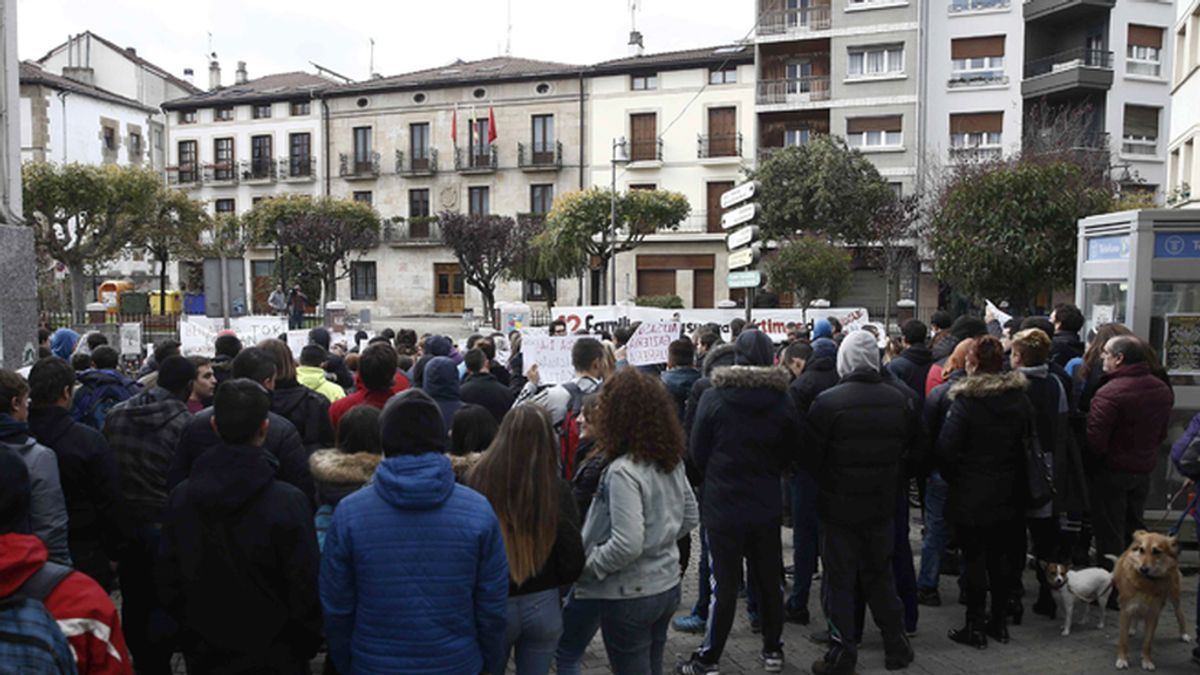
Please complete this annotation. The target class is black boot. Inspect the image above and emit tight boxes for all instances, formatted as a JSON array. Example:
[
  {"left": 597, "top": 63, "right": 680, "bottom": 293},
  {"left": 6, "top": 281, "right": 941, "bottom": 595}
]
[
  {"left": 1006, "top": 597, "right": 1023, "bottom": 626},
  {"left": 986, "top": 613, "right": 1010, "bottom": 644},
  {"left": 948, "top": 620, "right": 988, "bottom": 649},
  {"left": 884, "top": 633, "right": 915, "bottom": 670}
]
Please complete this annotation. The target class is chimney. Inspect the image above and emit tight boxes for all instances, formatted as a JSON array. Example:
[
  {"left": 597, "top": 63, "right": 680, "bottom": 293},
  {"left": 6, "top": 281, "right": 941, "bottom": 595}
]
[
  {"left": 125, "top": 46, "right": 137, "bottom": 56},
  {"left": 183, "top": 68, "right": 195, "bottom": 87},
  {"left": 628, "top": 30, "right": 644, "bottom": 57},
  {"left": 208, "top": 59, "right": 221, "bottom": 90},
  {"left": 235, "top": 61, "right": 248, "bottom": 84}
]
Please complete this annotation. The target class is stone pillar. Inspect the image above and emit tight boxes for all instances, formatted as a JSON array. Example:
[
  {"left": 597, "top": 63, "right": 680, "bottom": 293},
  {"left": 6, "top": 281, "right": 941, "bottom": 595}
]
[{"left": 0, "top": 226, "right": 38, "bottom": 369}]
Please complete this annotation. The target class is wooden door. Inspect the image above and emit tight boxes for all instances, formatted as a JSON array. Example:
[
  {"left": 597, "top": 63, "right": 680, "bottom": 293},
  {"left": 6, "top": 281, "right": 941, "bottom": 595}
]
[
  {"left": 693, "top": 270, "right": 715, "bottom": 308},
  {"left": 637, "top": 269, "right": 676, "bottom": 298},
  {"left": 434, "top": 263, "right": 465, "bottom": 314},
  {"left": 708, "top": 107, "right": 737, "bottom": 157},
  {"left": 707, "top": 181, "right": 735, "bottom": 233},
  {"left": 630, "top": 113, "right": 657, "bottom": 161}
]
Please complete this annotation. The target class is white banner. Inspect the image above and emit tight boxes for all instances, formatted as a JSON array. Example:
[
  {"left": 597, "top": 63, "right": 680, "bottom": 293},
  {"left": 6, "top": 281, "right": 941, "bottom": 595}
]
[
  {"left": 627, "top": 321, "right": 681, "bottom": 366},
  {"left": 550, "top": 306, "right": 868, "bottom": 342},
  {"left": 520, "top": 333, "right": 584, "bottom": 384},
  {"left": 180, "top": 315, "right": 289, "bottom": 356}
]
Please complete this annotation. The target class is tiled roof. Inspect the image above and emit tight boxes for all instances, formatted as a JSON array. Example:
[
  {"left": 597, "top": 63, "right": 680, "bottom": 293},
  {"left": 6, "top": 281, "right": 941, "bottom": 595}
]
[
  {"left": 591, "top": 43, "right": 754, "bottom": 74},
  {"left": 36, "top": 31, "right": 203, "bottom": 95},
  {"left": 161, "top": 71, "right": 334, "bottom": 110},
  {"left": 333, "top": 56, "right": 584, "bottom": 95},
  {"left": 19, "top": 62, "right": 158, "bottom": 113}
]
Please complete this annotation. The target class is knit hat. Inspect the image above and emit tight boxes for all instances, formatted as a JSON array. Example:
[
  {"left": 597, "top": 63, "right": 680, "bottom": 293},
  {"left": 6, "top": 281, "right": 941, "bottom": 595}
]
[
  {"left": 812, "top": 319, "right": 833, "bottom": 340},
  {"left": 425, "top": 335, "right": 452, "bottom": 357},
  {"left": 0, "top": 448, "right": 32, "bottom": 534},
  {"left": 812, "top": 337, "right": 838, "bottom": 362},
  {"left": 836, "top": 330, "right": 880, "bottom": 378},
  {"left": 380, "top": 389, "right": 449, "bottom": 456},
  {"left": 308, "top": 327, "right": 331, "bottom": 351},
  {"left": 734, "top": 328, "right": 774, "bottom": 367}
]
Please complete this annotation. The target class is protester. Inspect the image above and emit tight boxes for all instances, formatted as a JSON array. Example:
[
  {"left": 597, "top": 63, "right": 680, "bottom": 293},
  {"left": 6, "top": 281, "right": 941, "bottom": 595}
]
[
  {"left": 260, "top": 338, "right": 336, "bottom": 454},
  {"left": 886, "top": 320, "right": 934, "bottom": 404},
  {"left": 1049, "top": 304, "right": 1086, "bottom": 368},
  {"left": 309, "top": 326, "right": 332, "bottom": 352},
  {"left": 412, "top": 334, "right": 453, "bottom": 388},
  {"left": 1086, "top": 335, "right": 1174, "bottom": 567},
  {"left": 928, "top": 311, "right": 956, "bottom": 361},
  {"left": 661, "top": 339, "right": 701, "bottom": 424},
  {"left": 0, "top": 369, "right": 71, "bottom": 566},
  {"left": 467, "top": 405, "right": 584, "bottom": 675},
  {"left": 1075, "top": 322, "right": 1136, "bottom": 413},
  {"left": 679, "top": 330, "right": 801, "bottom": 674},
  {"left": 925, "top": 316, "right": 989, "bottom": 397},
  {"left": 137, "top": 340, "right": 182, "bottom": 389},
  {"left": 451, "top": 404, "right": 500, "bottom": 458},
  {"left": 937, "top": 336, "right": 1031, "bottom": 648},
  {"left": 211, "top": 333, "right": 242, "bottom": 386},
  {"left": 568, "top": 395, "right": 606, "bottom": 519},
  {"left": 516, "top": 337, "right": 609, "bottom": 430},
  {"left": 330, "top": 342, "right": 401, "bottom": 429},
  {"left": 184, "top": 356, "right": 215, "bottom": 413},
  {"left": 287, "top": 287, "right": 308, "bottom": 330},
  {"left": 461, "top": 348, "right": 514, "bottom": 424},
  {"left": 320, "top": 389, "right": 508, "bottom": 674},
  {"left": 0, "top": 450, "right": 132, "bottom": 675},
  {"left": 423, "top": 355, "right": 464, "bottom": 431},
  {"left": 549, "top": 319, "right": 568, "bottom": 337},
  {"left": 72, "top": 346, "right": 140, "bottom": 429},
  {"left": 50, "top": 328, "right": 80, "bottom": 361},
  {"left": 27, "top": 357, "right": 124, "bottom": 590},
  {"left": 298, "top": 344, "right": 346, "bottom": 402},
  {"left": 558, "top": 369, "right": 698, "bottom": 675},
  {"left": 158, "top": 379, "right": 321, "bottom": 673},
  {"left": 311, "top": 405, "right": 382, "bottom": 549},
  {"left": 474, "top": 337, "right": 512, "bottom": 387}
]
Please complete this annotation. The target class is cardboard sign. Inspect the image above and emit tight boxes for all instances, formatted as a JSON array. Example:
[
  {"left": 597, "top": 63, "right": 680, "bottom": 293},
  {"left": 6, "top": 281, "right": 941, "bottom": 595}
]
[
  {"left": 118, "top": 323, "right": 143, "bottom": 357},
  {"left": 520, "top": 333, "right": 584, "bottom": 384},
  {"left": 627, "top": 322, "right": 681, "bottom": 366},
  {"left": 286, "top": 330, "right": 310, "bottom": 359}
]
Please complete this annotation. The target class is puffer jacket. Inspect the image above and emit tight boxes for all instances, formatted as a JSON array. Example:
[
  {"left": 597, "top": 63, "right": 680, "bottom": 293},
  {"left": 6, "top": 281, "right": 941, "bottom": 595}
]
[
  {"left": 1051, "top": 331, "right": 1085, "bottom": 369},
  {"left": 683, "top": 343, "right": 736, "bottom": 440},
  {"left": 296, "top": 366, "right": 346, "bottom": 403},
  {"left": 1086, "top": 362, "right": 1174, "bottom": 474},
  {"left": 0, "top": 415, "right": 71, "bottom": 565},
  {"left": 936, "top": 371, "right": 1031, "bottom": 527},
  {"left": 102, "top": 387, "right": 191, "bottom": 525},
  {"left": 788, "top": 338, "right": 840, "bottom": 416},
  {"left": 271, "top": 381, "right": 335, "bottom": 455},
  {"left": 885, "top": 344, "right": 934, "bottom": 404},
  {"left": 319, "top": 453, "right": 508, "bottom": 675}
]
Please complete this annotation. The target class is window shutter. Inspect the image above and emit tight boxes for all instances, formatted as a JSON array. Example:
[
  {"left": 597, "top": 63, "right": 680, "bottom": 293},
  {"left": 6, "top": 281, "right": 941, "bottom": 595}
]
[
  {"left": 1123, "top": 106, "right": 1159, "bottom": 138},
  {"left": 950, "top": 36, "right": 1005, "bottom": 59},
  {"left": 1127, "top": 25, "right": 1163, "bottom": 49},
  {"left": 846, "top": 115, "right": 902, "bottom": 134},
  {"left": 949, "top": 112, "right": 1003, "bottom": 134}
]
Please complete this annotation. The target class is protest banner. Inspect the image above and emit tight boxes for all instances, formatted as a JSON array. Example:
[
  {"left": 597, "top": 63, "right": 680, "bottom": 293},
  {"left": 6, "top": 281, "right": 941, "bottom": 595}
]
[
  {"left": 520, "top": 333, "right": 584, "bottom": 384},
  {"left": 551, "top": 306, "right": 867, "bottom": 342},
  {"left": 627, "top": 322, "right": 681, "bottom": 366},
  {"left": 180, "top": 315, "right": 289, "bottom": 356}
]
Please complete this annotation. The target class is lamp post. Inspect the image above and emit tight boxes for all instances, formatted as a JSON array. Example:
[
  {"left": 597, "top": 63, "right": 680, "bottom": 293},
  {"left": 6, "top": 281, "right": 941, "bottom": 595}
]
[{"left": 609, "top": 137, "right": 629, "bottom": 305}]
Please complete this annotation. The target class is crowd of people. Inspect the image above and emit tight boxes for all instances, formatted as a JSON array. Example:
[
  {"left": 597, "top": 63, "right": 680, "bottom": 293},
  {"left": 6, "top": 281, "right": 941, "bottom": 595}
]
[{"left": 0, "top": 303, "right": 1194, "bottom": 675}]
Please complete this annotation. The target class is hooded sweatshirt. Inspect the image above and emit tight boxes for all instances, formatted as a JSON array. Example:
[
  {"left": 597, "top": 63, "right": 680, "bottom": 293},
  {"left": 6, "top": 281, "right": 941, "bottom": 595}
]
[
  {"left": 837, "top": 330, "right": 881, "bottom": 378},
  {"left": 158, "top": 446, "right": 320, "bottom": 672},
  {"left": 103, "top": 387, "right": 192, "bottom": 524},
  {"left": 0, "top": 414, "right": 71, "bottom": 565},
  {"left": 50, "top": 328, "right": 80, "bottom": 361},
  {"left": 296, "top": 366, "right": 346, "bottom": 402},
  {"left": 271, "top": 381, "right": 335, "bottom": 454},
  {"left": 423, "top": 356, "right": 463, "bottom": 431},
  {"left": 413, "top": 335, "right": 453, "bottom": 388},
  {"left": 885, "top": 343, "right": 934, "bottom": 404}
]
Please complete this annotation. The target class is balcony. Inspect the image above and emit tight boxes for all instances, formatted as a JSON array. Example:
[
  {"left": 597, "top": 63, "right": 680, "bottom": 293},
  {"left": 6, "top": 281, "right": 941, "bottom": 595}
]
[
  {"left": 757, "top": 76, "right": 832, "bottom": 106},
  {"left": 205, "top": 162, "right": 238, "bottom": 185},
  {"left": 949, "top": 146, "right": 1003, "bottom": 163},
  {"left": 280, "top": 156, "right": 317, "bottom": 182},
  {"left": 166, "top": 164, "right": 201, "bottom": 188},
  {"left": 698, "top": 133, "right": 743, "bottom": 160},
  {"left": 1023, "top": 0, "right": 1113, "bottom": 23},
  {"left": 949, "top": 0, "right": 1010, "bottom": 12},
  {"left": 454, "top": 145, "right": 498, "bottom": 173},
  {"left": 382, "top": 217, "right": 441, "bottom": 246},
  {"left": 394, "top": 148, "right": 439, "bottom": 176},
  {"left": 518, "top": 141, "right": 563, "bottom": 171},
  {"left": 240, "top": 158, "right": 276, "bottom": 183},
  {"left": 948, "top": 72, "right": 1009, "bottom": 89},
  {"left": 339, "top": 151, "right": 380, "bottom": 180},
  {"left": 1022, "top": 48, "right": 1113, "bottom": 98},
  {"left": 1121, "top": 136, "right": 1158, "bottom": 157},
  {"left": 623, "top": 138, "right": 663, "bottom": 165},
  {"left": 757, "top": 6, "right": 832, "bottom": 38}
]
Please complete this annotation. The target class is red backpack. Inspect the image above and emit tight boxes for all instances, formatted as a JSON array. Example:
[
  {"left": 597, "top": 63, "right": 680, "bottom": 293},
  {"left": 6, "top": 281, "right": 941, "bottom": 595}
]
[{"left": 557, "top": 382, "right": 586, "bottom": 480}]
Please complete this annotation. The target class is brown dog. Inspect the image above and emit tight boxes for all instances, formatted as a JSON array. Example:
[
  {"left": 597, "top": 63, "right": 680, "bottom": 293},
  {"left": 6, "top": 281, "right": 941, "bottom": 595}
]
[{"left": 1113, "top": 530, "right": 1192, "bottom": 670}]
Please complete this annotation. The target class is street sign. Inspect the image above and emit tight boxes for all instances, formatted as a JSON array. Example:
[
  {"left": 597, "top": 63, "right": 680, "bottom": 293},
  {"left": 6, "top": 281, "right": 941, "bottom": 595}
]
[
  {"left": 728, "top": 245, "right": 761, "bottom": 270},
  {"left": 720, "top": 180, "right": 759, "bottom": 209},
  {"left": 721, "top": 202, "right": 759, "bottom": 230},
  {"left": 726, "top": 225, "right": 758, "bottom": 251},
  {"left": 727, "top": 270, "right": 763, "bottom": 289}
]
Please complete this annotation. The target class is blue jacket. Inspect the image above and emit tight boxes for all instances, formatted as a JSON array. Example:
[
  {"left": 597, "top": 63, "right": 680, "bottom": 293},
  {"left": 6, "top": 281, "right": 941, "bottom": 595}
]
[{"left": 319, "top": 452, "right": 508, "bottom": 675}]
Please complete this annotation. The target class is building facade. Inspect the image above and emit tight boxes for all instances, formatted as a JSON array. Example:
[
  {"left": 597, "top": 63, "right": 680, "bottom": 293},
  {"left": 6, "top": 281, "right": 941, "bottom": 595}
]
[{"left": 1169, "top": 0, "right": 1200, "bottom": 206}]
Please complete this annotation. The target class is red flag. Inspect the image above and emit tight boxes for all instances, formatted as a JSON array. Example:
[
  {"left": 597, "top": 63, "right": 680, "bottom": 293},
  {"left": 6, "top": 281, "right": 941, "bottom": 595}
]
[
  {"left": 451, "top": 108, "right": 457, "bottom": 146},
  {"left": 487, "top": 106, "right": 497, "bottom": 144}
]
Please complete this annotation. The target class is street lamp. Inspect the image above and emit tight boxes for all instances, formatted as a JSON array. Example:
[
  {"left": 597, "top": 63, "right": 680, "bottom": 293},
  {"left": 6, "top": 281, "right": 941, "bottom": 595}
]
[{"left": 609, "top": 137, "right": 630, "bottom": 304}]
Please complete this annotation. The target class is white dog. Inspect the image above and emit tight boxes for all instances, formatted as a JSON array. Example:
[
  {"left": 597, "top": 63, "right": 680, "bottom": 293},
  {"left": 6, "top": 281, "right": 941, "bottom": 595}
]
[{"left": 1043, "top": 560, "right": 1117, "bottom": 636}]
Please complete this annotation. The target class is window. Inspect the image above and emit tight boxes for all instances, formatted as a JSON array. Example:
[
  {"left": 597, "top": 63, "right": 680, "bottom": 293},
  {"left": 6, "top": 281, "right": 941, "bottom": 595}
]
[
  {"left": 1128, "top": 25, "right": 1164, "bottom": 77},
  {"left": 949, "top": 0, "right": 1010, "bottom": 11},
  {"left": 351, "top": 262, "right": 377, "bottom": 301},
  {"left": 252, "top": 104, "right": 272, "bottom": 119},
  {"left": 949, "top": 112, "right": 1003, "bottom": 157},
  {"left": 353, "top": 127, "right": 373, "bottom": 172},
  {"left": 252, "top": 196, "right": 264, "bottom": 207},
  {"left": 410, "top": 122, "right": 431, "bottom": 164},
  {"left": 847, "top": 44, "right": 905, "bottom": 77},
  {"left": 950, "top": 36, "right": 1005, "bottom": 84},
  {"left": 535, "top": 82, "right": 551, "bottom": 95},
  {"left": 251, "top": 135, "right": 272, "bottom": 178},
  {"left": 179, "top": 110, "right": 196, "bottom": 125},
  {"left": 102, "top": 126, "right": 116, "bottom": 150},
  {"left": 531, "top": 114, "right": 554, "bottom": 161},
  {"left": 709, "top": 66, "right": 738, "bottom": 84},
  {"left": 129, "top": 132, "right": 142, "bottom": 157},
  {"left": 846, "top": 115, "right": 903, "bottom": 148},
  {"left": 353, "top": 191, "right": 373, "bottom": 205},
  {"left": 631, "top": 73, "right": 658, "bottom": 90},
  {"left": 177, "top": 140, "right": 198, "bottom": 182},
  {"left": 289, "top": 133, "right": 312, "bottom": 176},
  {"left": 525, "top": 280, "right": 555, "bottom": 302},
  {"left": 785, "top": 127, "right": 812, "bottom": 147},
  {"left": 215, "top": 107, "right": 234, "bottom": 121},
  {"left": 413, "top": 92, "right": 427, "bottom": 103},
  {"left": 469, "top": 118, "right": 491, "bottom": 161},
  {"left": 214, "top": 198, "right": 236, "bottom": 214},
  {"left": 706, "top": 107, "right": 738, "bottom": 157},
  {"left": 290, "top": 101, "right": 310, "bottom": 116},
  {"left": 1122, "top": 105, "right": 1160, "bottom": 156},
  {"left": 468, "top": 186, "right": 490, "bottom": 216},
  {"left": 530, "top": 184, "right": 554, "bottom": 214},
  {"left": 629, "top": 113, "right": 658, "bottom": 161},
  {"left": 889, "top": 182, "right": 903, "bottom": 197},
  {"left": 213, "top": 138, "right": 234, "bottom": 180},
  {"left": 629, "top": 183, "right": 657, "bottom": 191},
  {"left": 409, "top": 189, "right": 431, "bottom": 218},
  {"left": 472, "top": 87, "right": 487, "bottom": 99}
]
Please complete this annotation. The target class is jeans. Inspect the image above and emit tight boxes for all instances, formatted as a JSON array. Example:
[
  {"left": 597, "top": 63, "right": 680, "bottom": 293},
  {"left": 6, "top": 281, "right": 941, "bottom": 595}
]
[
  {"left": 788, "top": 470, "right": 820, "bottom": 613},
  {"left": 505, "top": 588, "right": 563, "bottom": 675},
  {"left": 556, "top": 586, "right": 680, "bottom": 675},
  {"left": 699, "top": 522, "right": 784, "bottom": 664},
  {"left": 917, "top": 471, "right": 949, "bottom": 591},
  {"left": 1091, "top": 468, "right": 1150, "bottom": 568}
]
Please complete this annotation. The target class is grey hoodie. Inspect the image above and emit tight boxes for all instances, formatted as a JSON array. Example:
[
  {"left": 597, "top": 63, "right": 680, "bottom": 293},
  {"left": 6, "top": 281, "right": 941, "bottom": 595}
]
[
  {"left": 837, "top": 330, "right": 880, "bottom": 378},
  {"left": 0, "top": 436, "right": 71, "bottom": 565}
]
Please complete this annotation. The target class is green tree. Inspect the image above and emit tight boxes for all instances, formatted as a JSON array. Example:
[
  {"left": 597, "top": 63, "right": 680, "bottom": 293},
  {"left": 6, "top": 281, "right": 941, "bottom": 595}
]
[
  {"left": 749, "top": 135, "right": 894, "bottom": 243},
  {"left": 22, "top": 162, "right": 160, "bottom": 319},
  {"left": 538, "top": 187, "right": 690, "bottom": 304},
  {"left": 243, "top": 195, "right": 380, "bottom": 303},
  {"left": 764, "top": 235, "right": 853, "bottom": 309},
  {"left": 439, "top": 211, "right": 539, "bottom": 318},
  {"left": 928, "top": 160, "right": 1114, "bottom": 311},
  {"left": 133, "top": 186, "right": 209, "bottom": 314},
  {"left": 504, "top": 214, "right": 572, "bottom": 311}
]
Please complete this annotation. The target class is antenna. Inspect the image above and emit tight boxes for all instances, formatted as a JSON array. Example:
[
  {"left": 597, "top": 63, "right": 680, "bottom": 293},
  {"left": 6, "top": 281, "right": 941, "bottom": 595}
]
[
  {"left": 369, "top": 37, "right": 375, "bottom": 78},
  {"left": 630, "top": 0, "right": 638, "bottom": 33},
  {"left": 505, "top": 0, "right": 512, "bottom": 56}
]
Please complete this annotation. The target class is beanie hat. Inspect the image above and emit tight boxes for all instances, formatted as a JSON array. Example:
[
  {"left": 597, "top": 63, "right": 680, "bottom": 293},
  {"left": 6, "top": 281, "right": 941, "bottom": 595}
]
[
  {"left": 426, "top": 335, "right": 452, "bottom": 357},
  {"left": 0, "top": 448, "right": 32, "bottom": 534},
  {"left": 308, "top": 327, "right": 332, "bottom": 351},
  {"left": 812, "top": 319, "right": 833, "bottom": 340},
  {"left": 836, "top": 330, "right": 880, "bottom": 378},
  {"left": 734, "top": 328, "right": 774, "bottom": 367},
  {"left": 812, "top": 337, "right": 838, "bottom": 362},
  {"left": 380, "top": 389, "right": 448, "bottom": 456}
]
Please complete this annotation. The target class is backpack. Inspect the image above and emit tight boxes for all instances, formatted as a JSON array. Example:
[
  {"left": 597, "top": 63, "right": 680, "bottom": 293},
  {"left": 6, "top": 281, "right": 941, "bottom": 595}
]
[
  {"left": 73, "top": 377, "right": 135, "bottom": 431},
  {"left": 0, "top": 562, "right": 77, "bottom": 675},
  {"left": 556, "top": 382, "right": 587, "bottom": 481}
]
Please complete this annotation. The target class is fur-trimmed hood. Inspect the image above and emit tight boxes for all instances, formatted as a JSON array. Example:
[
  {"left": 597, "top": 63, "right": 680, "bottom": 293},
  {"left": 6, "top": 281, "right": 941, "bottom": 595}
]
[
  {"left": 447, "top": 452, "right": 484, "bottom": 483},
  {"left": 702, "top": 343, "right": 737, "bottom": 377},
  {"left": 949, "top": 370, "right": 1027, "bottom": 400},
  {"left": 711, "top": 365, "right": 791, "bottom": 392},
  {"left": 309, "top": 449, "right": 381, "bottom": 486}
]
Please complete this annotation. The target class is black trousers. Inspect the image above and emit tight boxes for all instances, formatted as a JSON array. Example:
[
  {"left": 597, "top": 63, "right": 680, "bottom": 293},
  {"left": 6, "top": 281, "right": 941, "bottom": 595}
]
[
  {"left": 119, "top": 525, "right": 174, "bottom": 675},
  {"left": 698, "top": 521, "right": 784, "bottom": 664},
  {"left": 1091, "top": 468, "right": 1150, "bottom": 569},
  {"left": 958, "top": 519, "right": 1022, "bottom": 624},
  {"left": 821, "top": 519, "right": 904, "bottom": 665}
]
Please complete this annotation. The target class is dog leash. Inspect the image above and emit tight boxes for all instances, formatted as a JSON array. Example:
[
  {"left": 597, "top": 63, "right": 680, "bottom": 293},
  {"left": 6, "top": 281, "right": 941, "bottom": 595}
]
[{"left": 1167, "top": 490, "right": 1200, "bottom": 538}]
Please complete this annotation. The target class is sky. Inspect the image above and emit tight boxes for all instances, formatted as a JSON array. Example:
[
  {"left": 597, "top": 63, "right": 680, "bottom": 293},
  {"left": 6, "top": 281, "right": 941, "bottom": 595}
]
[{"left": 18, "top": 0, "right": 752, "bottom": 85}]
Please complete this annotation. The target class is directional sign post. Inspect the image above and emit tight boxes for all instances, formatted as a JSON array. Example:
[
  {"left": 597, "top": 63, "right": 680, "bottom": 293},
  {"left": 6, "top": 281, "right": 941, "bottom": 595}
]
[
  {"left": 721, "top": 203, "right": 759, "bottom": 230},
  {"left": 727, "top": 244, "right": 762, "bottom": 270},
  {"left": 721, "top": 181, "right": 763, "bottom": 323},
  {"left": 719, "top": 180, "right": 758, "bottom": 209},
  {"left": 727, "top": 270, "right": 763, "bottom": 289},
  {"left": 726, "top": 225, "right": 758, "bottom": 251}
]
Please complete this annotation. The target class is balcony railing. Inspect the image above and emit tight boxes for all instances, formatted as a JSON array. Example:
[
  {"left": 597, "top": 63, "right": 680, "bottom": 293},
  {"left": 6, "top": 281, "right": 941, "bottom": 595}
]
[
  {"left": 1024, "top": 48, "right": 1113, "bottom": 79},
  {"left": 394, "top": 148, "right": 439, "bottom": 175},
  {"left": 1126, "top": 61, "right": 1161, "bottom": 77},
  {"left": 625, "top": 138, "right": 663, "bottom": 162},
  {"left": 949, "top": 0, "right": 1009, "bottom": 11},
  {"left": 166, "top": 164, "right": 200, "bottom": 187},
  {"left": 240, "top": 158, "right": 276, "bottom": 182},
  {"left": 698, "top": 133, "right": 743, "bottom": 159},
  {"left": 454, "top": 145, "right": 498, "bottom": 173},
  {"left": 948, "top": 71, "right": 1009, "bottom": 88},
  {"left": 949, "top": 146, "right": 1003, "bottom": 162},
  {"left": 758, "top": 6, "right": 832, "bottom": 35},
  {"left": 205, "top": 162, "right": 238, "bottom": 184},
  {"left": 1121, "top": 136, "right": 1158, "bottom": 156},
  {"left": 756, "top": 77, "right": 832, "bottom": 105},
  {"left": 518, "top": 141, "right": 563, "bottom": 170},
  {"left": 339, "top": 151, "right": 380, "bottom": 179},
  {"left": 382, "top": 218, "right": 441, "bottom": 245},
  {"left": 281, "top": 155, "right": 316, "bottom": 180}
]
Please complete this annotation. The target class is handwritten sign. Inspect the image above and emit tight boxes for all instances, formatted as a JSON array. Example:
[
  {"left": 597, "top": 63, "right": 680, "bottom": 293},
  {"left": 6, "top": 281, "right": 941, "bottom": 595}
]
[
  {"left": 520, "top": 333, "right": 584, "bottom": 384},
  {"left": 552, "top": 306, "right": 865, "bottom": 342},
  {"left": 627, "top": 322, "right": 681, "bottom": 366},
  {"left": 118, "top": 323, "right": 143, "bottom": 357},
  {"left": 180, "top": 315, "right": 288, "bottom": 356}
]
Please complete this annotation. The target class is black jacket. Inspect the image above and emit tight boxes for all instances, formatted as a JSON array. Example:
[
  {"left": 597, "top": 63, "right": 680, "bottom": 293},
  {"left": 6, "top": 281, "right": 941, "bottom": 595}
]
[
  {"left": 211, "top": 354, "right": 235, "bottom": 386},
  {"left": 661, "top": 367, "right": 701, "bottom": 424},
  {"left": 886, "top": 345, "right": 934, "bottom": 405},
  {"left": 168, "top": 408, "right": 314, "bottom": 506},
  {"left": 803, "top": 369, "right": 919, "bottom": 526},
  {"left": 28, "top": 405, "right": 127, "bottom": 588},
  {"left": 1020, "top": 365, "right": 1089, "bottom": 514},
  {"left": 158, "top": 444, "right": 321, "bottom": 674},
  {"left": 460, "top": 372, "right": 515, "bottom": 424},
  {"left": 683, "top": 344, "right": 737, "bottom": 488},
  {"left": 923, "top": 368, "right": 967, "bottom": 451},
  {"left": 511, "top": 480, "right": 584, "bottom": 597},
  {"left": 690, "top": 365, "right": 801, "bottom": 531},
  {"left": 788, "top": 354, "right": 839, "bottom": 418},
  {"left": 271, "top": 382, "right": 335, "bottom": 455},
  {"left": 103, "top": 387, "right": 192, "bottom": 525},
  {"left": 935, "top": 371, "right": 1032, "bottom": 527},
  {"left": 1051, "top": 331, "right": 1085, "bottom": 369}
]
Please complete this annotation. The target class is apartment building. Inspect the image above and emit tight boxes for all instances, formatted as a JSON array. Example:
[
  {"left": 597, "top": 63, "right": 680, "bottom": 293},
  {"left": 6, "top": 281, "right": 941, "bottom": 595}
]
[
  {"left": 1169, "top": 0, "right": 1200, "bottom": 206},
  {"left": 589, "top": 45, "right": 756, "bottom": 308}
]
